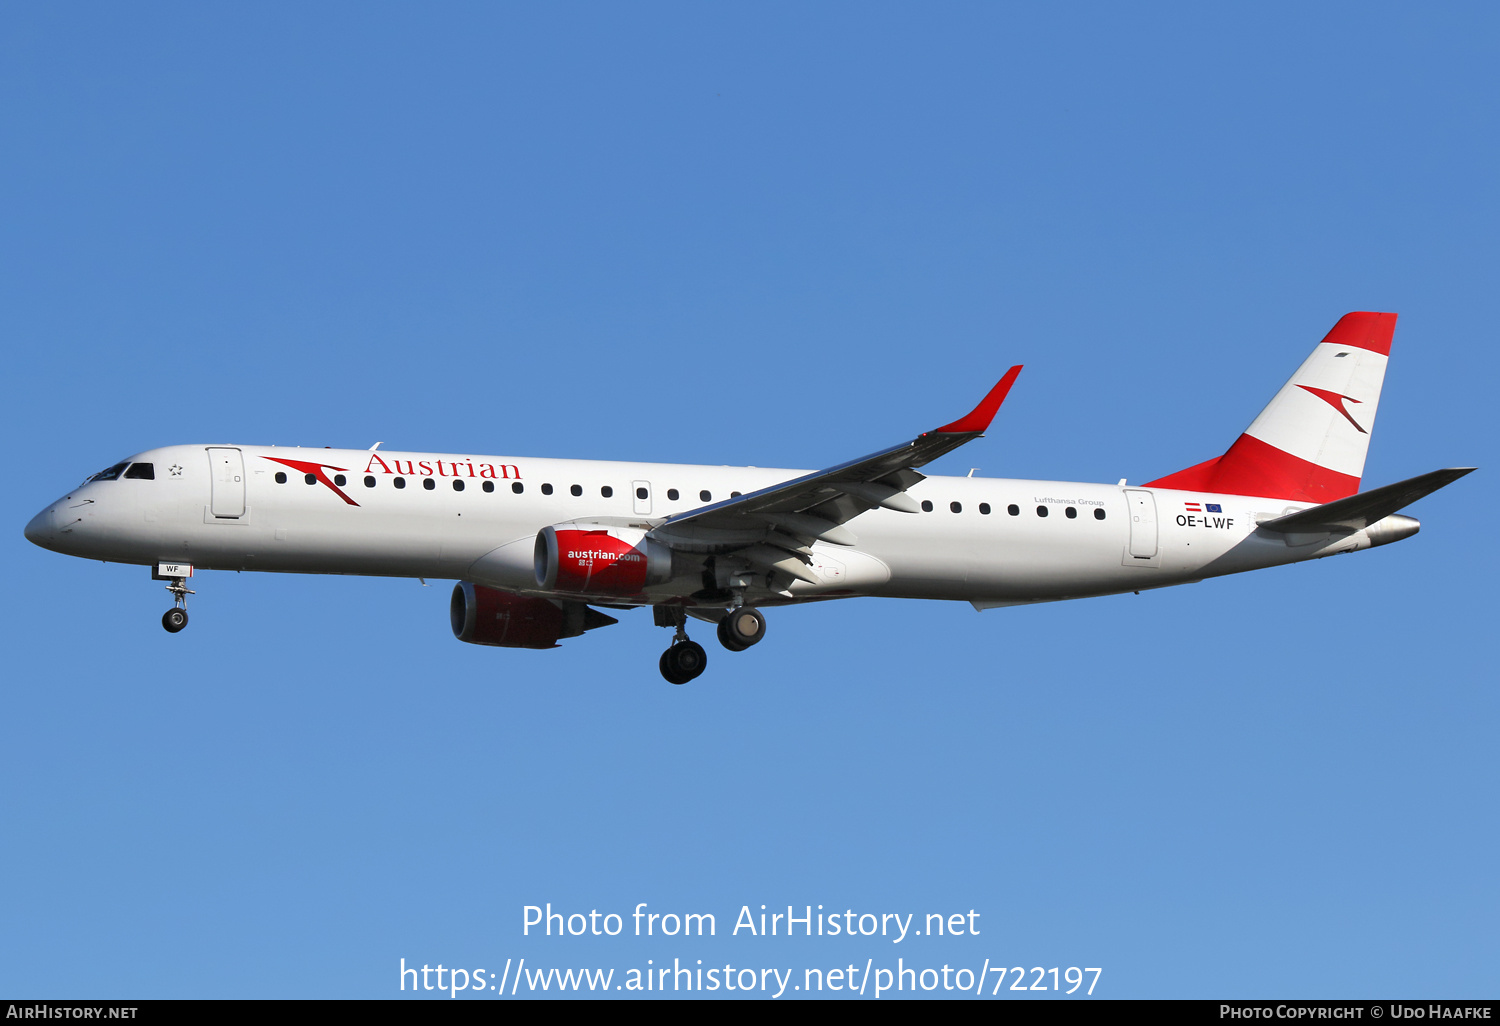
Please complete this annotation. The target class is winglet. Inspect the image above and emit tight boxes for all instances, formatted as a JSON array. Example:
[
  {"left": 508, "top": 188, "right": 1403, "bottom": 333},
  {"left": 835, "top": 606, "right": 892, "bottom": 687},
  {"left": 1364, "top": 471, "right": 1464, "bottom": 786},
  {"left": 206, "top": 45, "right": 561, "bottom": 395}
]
[{"left": 934, "top": 366, "right": 1023, "bottom": 434}]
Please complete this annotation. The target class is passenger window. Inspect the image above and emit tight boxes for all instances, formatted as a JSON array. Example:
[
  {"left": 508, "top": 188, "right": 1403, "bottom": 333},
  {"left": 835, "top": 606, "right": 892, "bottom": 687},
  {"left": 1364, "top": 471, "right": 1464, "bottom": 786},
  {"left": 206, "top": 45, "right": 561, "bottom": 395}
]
[
  {"left": 731, "top": 491, "right": 741, "bottom": 498},
  {"left": 482, "top": 481, "right": 495, "bottom": 493},
  {"left": 423, "top": 478, "right": 436, "bottom": 490},
  {"left": 305, "top": 474, "right": 317, "bottom": 485},
  {"left": 513, "top": 482, "right": 524, "bottom": 494},
  {"left": 950, "top": 501, "right": 962, "bottom": 513},
  {"left": 333, "top": 474, "right": 346, "bottom": 487},
  {"left": 124, "top": 463, "right": 155, "bottom": 480},
  {"left": 571, "top": 484, "right": 582, "bottom": 497},
  {"left": 1007, "top": 504, "right": 1019, "bottom": 516},
  {"left": 1065, "top": 506, "right": 1077, "bottom": 519},
  {"left": 636, "top": 486, "right": 648, "bottom": 500},
  {"left": 921, "top": 500, "right": 934, "bottom": 512},
  {"left": 542, "top": 483, "right": 553, "bottom": 495},
  {"left": 979, "top": 503, "right": 991, "bottom": 515},
  {"left": 364, "top": 475, "right": 376, "bottom": 487},
  {"left": 394, "top": 477, "right": 406, "bottom": 489},
  {"left": 1094, "top": 507, "right": 1106, "bottom": 520},
  {"left": 1036, "top": 505, "right": 1048, "bottom": 517},
  {"left": 452, "top": 479, "right": 464, "bottom": 491},
  {"left": 700, "top": 490, "right": 712, "bottom": 502},
  {"left": 601, "top": 485, "right": 613, "bottom": 498},
  {"left": 667, "top": 488, "right": 679, "bottom": 501},
  {"left": 275, "top": 472, "right": 288, "bottom": 484}
]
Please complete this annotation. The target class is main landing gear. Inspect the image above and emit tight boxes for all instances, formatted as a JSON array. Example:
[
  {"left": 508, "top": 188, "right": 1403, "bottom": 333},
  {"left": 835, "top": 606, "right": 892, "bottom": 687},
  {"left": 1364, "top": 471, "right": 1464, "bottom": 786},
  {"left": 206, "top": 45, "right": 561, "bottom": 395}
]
[
  {"left": 656, "top": 606, "right": 707, "bottom": 685},
  {"left": 655, "top": 605, "right": 768, "bottom": 684},
  {"left": 717, "top": 607, "right": 767, "bottom": 652},
  {"left": 660, "top": 638, "right": 707, "bottom": 685},
  {"left": 161, "top": 576, "right": 194, "bottom": 634}
]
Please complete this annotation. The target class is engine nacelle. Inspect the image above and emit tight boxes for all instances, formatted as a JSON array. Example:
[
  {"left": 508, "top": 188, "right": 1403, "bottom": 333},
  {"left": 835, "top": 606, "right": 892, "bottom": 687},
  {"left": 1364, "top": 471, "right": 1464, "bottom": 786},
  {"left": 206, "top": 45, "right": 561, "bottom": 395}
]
[
  {"left": 534, "top": 525, "right": 672, "bottom": 596},
  {"left": 450, "top": 582, "right": 617, "bottom": 649}
]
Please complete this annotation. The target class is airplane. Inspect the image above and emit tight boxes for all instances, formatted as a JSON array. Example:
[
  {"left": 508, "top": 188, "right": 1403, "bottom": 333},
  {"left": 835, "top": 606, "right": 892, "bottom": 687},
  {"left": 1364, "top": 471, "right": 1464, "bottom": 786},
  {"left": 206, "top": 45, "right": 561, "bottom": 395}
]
[{"left": 23, "top": 312, "right": 1472, "bottom": 684}]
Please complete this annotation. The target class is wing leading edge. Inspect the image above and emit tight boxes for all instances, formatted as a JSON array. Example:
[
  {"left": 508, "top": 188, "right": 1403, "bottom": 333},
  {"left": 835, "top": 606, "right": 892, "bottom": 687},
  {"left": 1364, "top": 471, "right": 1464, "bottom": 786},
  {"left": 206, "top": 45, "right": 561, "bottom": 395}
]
[{"left": 648, "top": 367, "right": 1022, "bottom": 578}]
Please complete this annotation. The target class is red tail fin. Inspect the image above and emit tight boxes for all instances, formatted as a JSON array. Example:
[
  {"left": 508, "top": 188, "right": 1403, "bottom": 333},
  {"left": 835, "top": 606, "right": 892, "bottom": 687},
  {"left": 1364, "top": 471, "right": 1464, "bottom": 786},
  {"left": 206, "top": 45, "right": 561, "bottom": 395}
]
[{"left": 1144, "top": 313, "right": 1396, "bottom": 502}]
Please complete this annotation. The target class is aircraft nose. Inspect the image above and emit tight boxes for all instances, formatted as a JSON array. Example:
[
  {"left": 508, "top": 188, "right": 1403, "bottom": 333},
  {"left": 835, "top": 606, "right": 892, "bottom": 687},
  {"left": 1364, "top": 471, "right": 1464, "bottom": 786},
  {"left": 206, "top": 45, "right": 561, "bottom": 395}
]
[{"left": 24, "top": 507, "right": 56, "bottom": 548}]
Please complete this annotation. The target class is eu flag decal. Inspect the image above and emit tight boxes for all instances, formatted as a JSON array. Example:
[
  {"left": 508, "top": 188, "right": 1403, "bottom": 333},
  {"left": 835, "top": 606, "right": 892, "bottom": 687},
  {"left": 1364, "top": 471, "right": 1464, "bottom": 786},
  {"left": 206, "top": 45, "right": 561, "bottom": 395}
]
[{"left": 1205, "top": 503, "right": 1222, "bottom": 513}]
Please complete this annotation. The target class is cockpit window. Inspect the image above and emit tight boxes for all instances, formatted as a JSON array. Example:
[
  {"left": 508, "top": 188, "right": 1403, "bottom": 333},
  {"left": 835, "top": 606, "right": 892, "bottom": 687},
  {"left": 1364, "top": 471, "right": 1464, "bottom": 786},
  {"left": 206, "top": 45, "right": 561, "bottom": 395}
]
[
  {"left": 86, "top": 462, "right": 130, "bottom": 483},
  {"left": 124, "top": 463, "right": 155, "bottom": 480}
]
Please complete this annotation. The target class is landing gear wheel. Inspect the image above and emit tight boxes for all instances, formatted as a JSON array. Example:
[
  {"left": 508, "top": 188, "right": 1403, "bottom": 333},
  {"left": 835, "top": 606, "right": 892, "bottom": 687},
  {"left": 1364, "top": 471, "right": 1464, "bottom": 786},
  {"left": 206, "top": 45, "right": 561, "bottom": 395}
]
[
  {"left": 160, "top": 574, "right": 194, "bottom": 634},
  {"left": 717, "top": 620, "right": 743, "bottom": 652},
  {"left": 717, "top": 607, "right": 766, "bottom": 651},
  {"left": 660, "top": 641, "right": 708, "bottom": 684}
]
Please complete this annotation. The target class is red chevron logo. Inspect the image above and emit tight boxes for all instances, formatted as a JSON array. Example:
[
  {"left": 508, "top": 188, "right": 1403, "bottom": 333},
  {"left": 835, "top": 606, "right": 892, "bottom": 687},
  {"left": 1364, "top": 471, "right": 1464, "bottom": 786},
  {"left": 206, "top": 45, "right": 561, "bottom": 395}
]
[
  {"left": 262, "top": 457, "right": 360, "bottom": 505},
  {"left": 1297, "top": 385, "right": 1367, "bottom": 434}
]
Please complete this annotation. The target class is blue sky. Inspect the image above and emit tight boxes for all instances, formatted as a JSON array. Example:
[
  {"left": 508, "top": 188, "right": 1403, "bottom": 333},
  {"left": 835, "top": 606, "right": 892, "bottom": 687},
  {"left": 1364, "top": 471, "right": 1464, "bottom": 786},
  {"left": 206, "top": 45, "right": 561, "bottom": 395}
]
[{"left": 2, "top": 2, "right": 1495, "bottom": 999}]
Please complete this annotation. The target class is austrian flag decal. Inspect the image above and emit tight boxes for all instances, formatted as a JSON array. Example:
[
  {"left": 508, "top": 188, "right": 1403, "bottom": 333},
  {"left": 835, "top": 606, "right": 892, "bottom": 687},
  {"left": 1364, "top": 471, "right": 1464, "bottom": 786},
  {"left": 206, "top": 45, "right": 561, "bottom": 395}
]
[{"left": 1183, "top": 502, "right": 1222, "bottom": 513}]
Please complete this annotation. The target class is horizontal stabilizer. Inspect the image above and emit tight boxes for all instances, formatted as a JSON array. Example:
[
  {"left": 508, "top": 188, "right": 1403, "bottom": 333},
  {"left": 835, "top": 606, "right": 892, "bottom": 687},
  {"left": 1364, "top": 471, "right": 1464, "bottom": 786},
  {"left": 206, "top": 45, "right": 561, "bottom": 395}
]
[{"left": 1257, "top": 467, "right": 1475, "bottom": 532}]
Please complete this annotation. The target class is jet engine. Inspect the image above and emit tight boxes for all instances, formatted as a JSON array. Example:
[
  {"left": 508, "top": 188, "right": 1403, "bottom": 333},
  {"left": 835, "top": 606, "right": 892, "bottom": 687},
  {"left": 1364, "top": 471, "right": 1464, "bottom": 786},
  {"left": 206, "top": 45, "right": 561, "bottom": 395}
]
[
  {"left": 533, "top": 525, "right": 672, "bottom": 596},
  {"left": 450, "top": 582, "right": 617, "bottom": 648}
]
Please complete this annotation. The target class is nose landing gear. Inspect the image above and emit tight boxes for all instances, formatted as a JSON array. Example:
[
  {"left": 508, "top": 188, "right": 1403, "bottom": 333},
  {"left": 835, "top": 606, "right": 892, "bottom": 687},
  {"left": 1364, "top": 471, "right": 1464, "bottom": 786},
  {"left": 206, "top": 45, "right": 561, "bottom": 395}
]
[{"left": 160, "top": 575, "right": 194, "bottom": 634}]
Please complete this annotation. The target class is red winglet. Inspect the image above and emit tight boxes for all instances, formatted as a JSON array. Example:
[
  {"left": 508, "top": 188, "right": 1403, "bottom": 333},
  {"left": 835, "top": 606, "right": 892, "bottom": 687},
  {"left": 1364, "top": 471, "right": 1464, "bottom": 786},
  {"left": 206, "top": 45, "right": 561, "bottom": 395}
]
[{"left": 935, "top": 365, "right": 1023, "bottom": 434}]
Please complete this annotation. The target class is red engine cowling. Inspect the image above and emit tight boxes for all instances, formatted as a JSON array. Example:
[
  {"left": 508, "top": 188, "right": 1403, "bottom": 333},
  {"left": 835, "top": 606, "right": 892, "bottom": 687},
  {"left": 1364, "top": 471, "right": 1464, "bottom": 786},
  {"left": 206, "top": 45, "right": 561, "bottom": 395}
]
[
  {"left": 533, "top": 525, "right": 671, "bottom": 596},
  {"left": 450, "top": 582, "right": 619, "bottom": 648}
]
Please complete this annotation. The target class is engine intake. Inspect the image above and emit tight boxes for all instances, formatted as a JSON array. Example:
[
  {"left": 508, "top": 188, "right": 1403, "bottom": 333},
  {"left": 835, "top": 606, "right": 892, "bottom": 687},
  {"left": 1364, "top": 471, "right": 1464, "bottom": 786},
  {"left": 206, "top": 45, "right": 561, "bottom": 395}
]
[
  {"left": 450, "top": 582, "right": 617, "bottom": 648},
  {"left": 534, "top": 525, "right": 671, "bottom": 596}
]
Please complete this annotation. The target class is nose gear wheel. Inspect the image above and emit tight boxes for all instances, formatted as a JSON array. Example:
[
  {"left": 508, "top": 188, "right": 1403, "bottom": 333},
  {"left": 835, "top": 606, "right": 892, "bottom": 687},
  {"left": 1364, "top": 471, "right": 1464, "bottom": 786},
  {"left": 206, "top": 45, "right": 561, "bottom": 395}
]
[{"left": 160, "top": 576, "right": 194, "bottom": 633}]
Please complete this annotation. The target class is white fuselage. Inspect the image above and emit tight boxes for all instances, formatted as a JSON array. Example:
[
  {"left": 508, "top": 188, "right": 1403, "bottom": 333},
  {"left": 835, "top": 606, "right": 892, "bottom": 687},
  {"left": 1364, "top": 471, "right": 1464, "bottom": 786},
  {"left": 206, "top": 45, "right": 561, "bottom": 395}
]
[{"left": 24, "top": 443, "right": 1405, "bottom": 609}]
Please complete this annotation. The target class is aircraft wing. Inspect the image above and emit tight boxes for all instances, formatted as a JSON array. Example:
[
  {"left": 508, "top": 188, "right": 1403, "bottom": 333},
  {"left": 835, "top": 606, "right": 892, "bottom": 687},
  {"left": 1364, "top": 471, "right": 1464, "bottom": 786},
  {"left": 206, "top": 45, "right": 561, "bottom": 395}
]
[{"left": 648, "top": 367, "right": 1022, "bottom": 580}]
